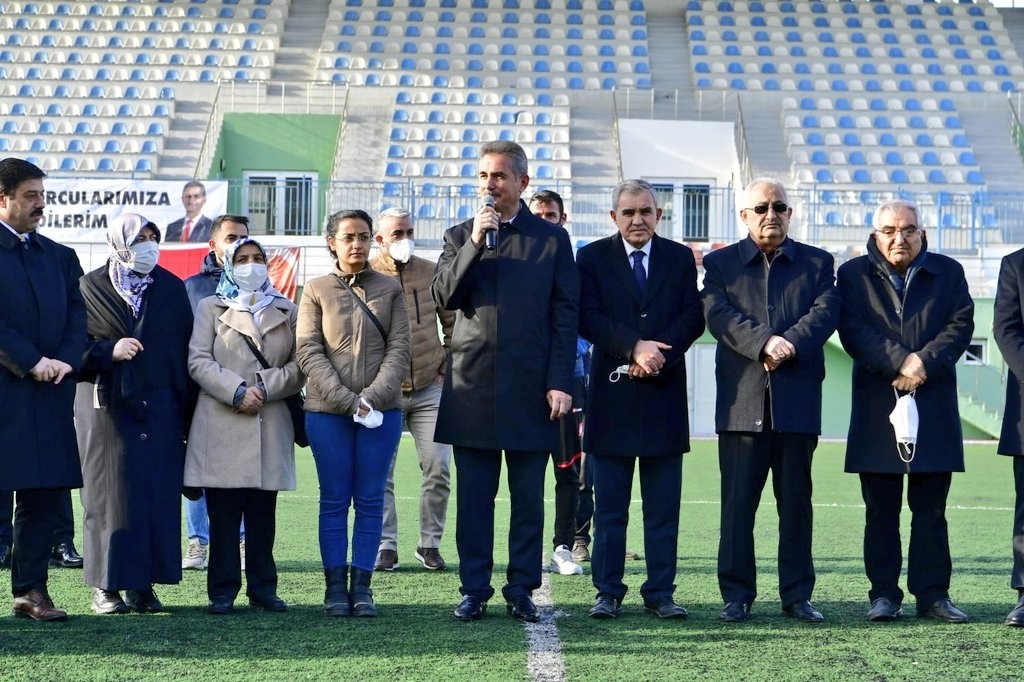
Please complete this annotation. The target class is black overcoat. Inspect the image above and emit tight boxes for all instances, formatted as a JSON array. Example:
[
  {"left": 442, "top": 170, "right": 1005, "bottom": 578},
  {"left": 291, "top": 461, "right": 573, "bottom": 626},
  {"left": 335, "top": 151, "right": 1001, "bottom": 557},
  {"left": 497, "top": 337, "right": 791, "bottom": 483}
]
[
  {"left": 702, "top": 236, "right": 840, "bottom": 435},
  {"left": 431, "top": 200, "right": 579, "bottom": 452},
  {"left": 837, "top": 250, "right": 973, "bottom": 473},
  {"left": 0, "top": 228, "right": 87, "bottom": 491},
  {"left": 578, "top": 234, "right": 704, "bottom": 457},
  {"left": 995, "top": 247, "right": 1024, "bottom": 457}
]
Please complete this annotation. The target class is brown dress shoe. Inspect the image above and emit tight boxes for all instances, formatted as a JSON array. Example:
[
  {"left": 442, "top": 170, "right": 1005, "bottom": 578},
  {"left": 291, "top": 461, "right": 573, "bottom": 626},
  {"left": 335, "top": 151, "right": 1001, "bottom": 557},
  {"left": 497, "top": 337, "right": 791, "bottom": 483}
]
[{"left": 13, "top": 589, "right": 68, "bottom": 621}]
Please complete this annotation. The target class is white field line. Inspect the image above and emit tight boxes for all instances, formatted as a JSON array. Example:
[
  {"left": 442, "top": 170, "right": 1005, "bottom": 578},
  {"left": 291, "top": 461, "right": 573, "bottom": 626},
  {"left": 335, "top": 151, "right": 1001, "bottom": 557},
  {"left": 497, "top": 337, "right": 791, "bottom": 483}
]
[{"left": 525, "top": 572, "right": 568, "bottom": 682}]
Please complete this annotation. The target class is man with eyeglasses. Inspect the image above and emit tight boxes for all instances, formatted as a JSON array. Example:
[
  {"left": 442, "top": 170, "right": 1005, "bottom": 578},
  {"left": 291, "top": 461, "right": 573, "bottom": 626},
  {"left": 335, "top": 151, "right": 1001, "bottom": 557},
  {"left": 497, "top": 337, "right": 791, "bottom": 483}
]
[
  {"left": 838, "top": 199, "right": 974, "bottom": 624},
  {"left": 702, "top": 177, "right": 840, "bottom": 624}
]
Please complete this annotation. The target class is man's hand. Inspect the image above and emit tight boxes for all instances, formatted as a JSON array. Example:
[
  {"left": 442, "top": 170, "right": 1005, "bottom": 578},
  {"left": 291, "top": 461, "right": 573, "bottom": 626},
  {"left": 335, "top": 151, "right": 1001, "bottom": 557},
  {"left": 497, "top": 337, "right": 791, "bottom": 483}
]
[
  {"left": 49, "top": 360, "right": 73, "bottom": 385},
  {"left": 471, "top": 203, "right": 499, "bottom": 248},
  {"left": 892, "top": 352, "right": 927, "bottom": 392},
  {"left": 29, "top": 357, "right": 56, "bottom": 382},
  {"left": 762, "top": 335, "right": 796, "bottom": 368},
  {"left": 632, "top": 339, "right": 671, "bottom": 374},
  {"left": 546, "top": 389, "right": 572, "bottom": 420},
  {"left": 113, "top": 337, "right": 144, "bottom": 362},
  {"left": 627, "top": 362, "right": 653, "bottom": 379}
]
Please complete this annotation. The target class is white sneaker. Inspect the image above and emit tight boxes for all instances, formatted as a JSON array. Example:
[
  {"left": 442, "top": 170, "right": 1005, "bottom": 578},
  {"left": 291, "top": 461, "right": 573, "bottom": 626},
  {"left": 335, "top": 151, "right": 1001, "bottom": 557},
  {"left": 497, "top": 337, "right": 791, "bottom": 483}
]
[
  {"left": 550, "top": 545, "right": 583, "bottom": 576},
  {"left": 240, "top": 539, "right": 246, "bottom": 572},
  {"left": 182, "top": 539, "right": 208, "bottom": 570}
]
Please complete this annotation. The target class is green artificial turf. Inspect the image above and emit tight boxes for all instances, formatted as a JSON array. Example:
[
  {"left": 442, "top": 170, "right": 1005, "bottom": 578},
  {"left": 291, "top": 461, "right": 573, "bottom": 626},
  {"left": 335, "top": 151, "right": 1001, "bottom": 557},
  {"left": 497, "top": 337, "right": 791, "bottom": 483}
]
[{"left": 1, "top": 440, "right": 1023, "bottom": 681}]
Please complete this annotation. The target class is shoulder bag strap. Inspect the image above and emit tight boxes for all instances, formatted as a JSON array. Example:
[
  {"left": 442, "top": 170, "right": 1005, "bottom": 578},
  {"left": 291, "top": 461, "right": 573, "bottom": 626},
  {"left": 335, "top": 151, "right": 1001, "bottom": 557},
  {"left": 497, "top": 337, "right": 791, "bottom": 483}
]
[
  {"left": 241, "top": 334, "right": 271, "bottom": 370},
  {"left": 334, "top": 274, "right": 388, "bottom": 342}
]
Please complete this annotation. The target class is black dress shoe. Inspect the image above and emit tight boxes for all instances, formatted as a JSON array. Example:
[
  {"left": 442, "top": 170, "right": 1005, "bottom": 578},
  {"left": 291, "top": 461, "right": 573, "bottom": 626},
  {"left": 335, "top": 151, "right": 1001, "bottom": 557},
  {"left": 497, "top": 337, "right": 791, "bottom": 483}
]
[
  {"left": 1005, "top": 593, "right": 1024, "bottom": 626},
  {"left": 867, "top": 597, "right": 903, "bottom": 622},
  {"left": 249, "top": 593, "right": 287, "bottom": 612},
  {"left": 208, "top": 597, "right": 234, "bottom": 615},
  {"left": 453, "top": 595, "right": 487, "bottom": 622},
  {"left": 50, "top": 543, "right": 83, "bottom": 569},
  {"left": 125, "top": 588, "right": 163, "bottom": 614},
  {"left": 91, "top": 588, "right": 128, "bottom": 615},
  {"left": 644, "top": 598, "right": 688, "bottom": 619},
  {"left": 589, "top": 595, "right": 621, "bottom": 619},
  {"left": 783, "top": 600, "right": 824, "bottom": 623},
  {"left": 0, "top": 543, "right": 10, "bottom": 569},
  {"left": 507, "top": 595, "right": 540, "bottom": 623},
  {"left": 720, "top": 601, "right": 752, "bottom": 622},
  {"left": 921, "top": 598, "right": 969, "bottom": 623}
]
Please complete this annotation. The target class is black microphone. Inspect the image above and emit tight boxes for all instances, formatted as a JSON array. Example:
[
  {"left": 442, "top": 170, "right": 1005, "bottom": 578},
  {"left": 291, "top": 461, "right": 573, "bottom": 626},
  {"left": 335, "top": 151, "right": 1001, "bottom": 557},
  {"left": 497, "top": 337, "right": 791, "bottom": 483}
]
[{"left": 483, "top": 195, "right": 497, "bottom": 251}]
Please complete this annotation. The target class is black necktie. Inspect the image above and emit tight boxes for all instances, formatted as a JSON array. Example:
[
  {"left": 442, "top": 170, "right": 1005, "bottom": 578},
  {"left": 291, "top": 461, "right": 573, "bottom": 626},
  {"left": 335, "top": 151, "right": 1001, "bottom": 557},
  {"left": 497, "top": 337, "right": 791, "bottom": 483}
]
[{"left": 631, "top": 250, "right": 646, "bottom": 294}]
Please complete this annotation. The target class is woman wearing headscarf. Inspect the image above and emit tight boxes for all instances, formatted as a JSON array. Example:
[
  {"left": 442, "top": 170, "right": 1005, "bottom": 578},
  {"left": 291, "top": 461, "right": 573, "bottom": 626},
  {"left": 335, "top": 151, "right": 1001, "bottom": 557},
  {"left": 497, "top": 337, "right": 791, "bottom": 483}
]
[
  {"left": 296, "top": 210, "right": 410, "bottom": 617},
  {"left": 75, "top": 213, "right": 194, "bottom": 614},
  {"left": 185, "top": 237, "right": 303, "bottom": 615}
]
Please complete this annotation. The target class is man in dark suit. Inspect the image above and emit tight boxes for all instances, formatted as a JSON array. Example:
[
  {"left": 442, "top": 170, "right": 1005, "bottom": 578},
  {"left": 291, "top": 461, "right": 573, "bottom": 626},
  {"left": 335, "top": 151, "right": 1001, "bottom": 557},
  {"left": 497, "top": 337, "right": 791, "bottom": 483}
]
[
  {"left": 994, "top": 245, "right": 1024, "bottom": 626},
  {"left": 577, "top": 179, "right": 704, "bottom": 619},
  {"left": 432, "top": 141, "right": 579, "bottom": 623},
  {"left": 164, "top": 181, "right": 214, "bottom": 243},
  {"left": 702, "top": 177, "right": 840, "bottom": 624},
  {"left": 0, "top": 157, "right": 88, "bottom": 621}
]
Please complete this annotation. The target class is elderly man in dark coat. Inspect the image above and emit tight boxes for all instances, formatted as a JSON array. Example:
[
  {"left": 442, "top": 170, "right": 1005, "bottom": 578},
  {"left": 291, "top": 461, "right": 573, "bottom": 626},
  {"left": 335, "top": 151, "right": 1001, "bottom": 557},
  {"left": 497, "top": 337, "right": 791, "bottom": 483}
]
[
  {"left": 0, "top": 157, "right": 87, "bottom": 621},
  {"left": 702, "top": 177, "right": 840, "bottom": 624},
  {"left": 994, "top": 245, "right": 1024, "bottom": 627},
  {"left": 578, "top": 179, "right": 704, "bottom": 620},
  {"left": 838, "top": 199, "right": 974, "bottom": 624},
  {"left": 432, "top": 141, "right": 579, "bottom": 623}
]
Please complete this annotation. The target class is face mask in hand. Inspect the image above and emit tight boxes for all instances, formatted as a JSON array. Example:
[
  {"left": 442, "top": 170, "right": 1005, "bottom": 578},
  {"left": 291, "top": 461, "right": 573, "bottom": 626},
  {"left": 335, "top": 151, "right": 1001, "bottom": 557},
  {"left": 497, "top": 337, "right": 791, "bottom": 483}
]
[
  {"left": 233, "top": 263, "right": 268, "bottom": 291},
  {"left": 888, "top": 390, "right": 919, "bottom": 463},
  {"left": 128, "top": 241, "right": 159, "bottom": 275},
  {"left": 389, "top": 238, "right": 414, "bottom": 264}
]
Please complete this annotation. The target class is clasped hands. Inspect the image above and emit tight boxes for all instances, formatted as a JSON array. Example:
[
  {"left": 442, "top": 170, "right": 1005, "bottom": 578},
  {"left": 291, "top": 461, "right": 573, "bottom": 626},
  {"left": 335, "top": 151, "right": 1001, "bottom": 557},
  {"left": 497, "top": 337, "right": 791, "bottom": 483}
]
[
  {"left": 629, "top": 339, "right": 672, "bottom": 379},
  {"left": 892, "top": 352, "right": 926, "bottom": 392},
  {"left": 762, "top": 335, "right": 796, "bottom": 372},
  {"left": 29, "top": 356, "right": 73, "bottom": 384}
]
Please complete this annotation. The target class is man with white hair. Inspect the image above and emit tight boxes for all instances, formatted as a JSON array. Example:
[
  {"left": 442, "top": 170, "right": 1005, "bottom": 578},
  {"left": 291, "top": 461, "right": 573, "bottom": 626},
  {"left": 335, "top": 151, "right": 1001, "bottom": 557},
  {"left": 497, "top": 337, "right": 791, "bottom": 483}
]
[
  {"left": 371, "top": 208, "right": 455, "bottom": 572},
  {"left": 702, "top": 177, "right": 840, "bottom": 624}
]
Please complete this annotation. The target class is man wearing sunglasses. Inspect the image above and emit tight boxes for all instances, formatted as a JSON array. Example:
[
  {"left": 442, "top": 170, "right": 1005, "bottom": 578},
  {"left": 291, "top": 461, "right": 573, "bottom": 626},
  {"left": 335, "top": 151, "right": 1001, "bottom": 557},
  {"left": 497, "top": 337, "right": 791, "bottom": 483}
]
[{"left": 702, "top": 177, "right": 840, "bottom": 624}]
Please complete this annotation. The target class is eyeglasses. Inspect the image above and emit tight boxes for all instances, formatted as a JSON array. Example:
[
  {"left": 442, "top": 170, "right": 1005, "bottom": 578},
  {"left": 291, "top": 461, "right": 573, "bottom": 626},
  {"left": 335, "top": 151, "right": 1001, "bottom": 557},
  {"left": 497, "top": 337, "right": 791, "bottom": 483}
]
[
  {"left": 745, "top": 201, "right": 789, "bottom": 215},
  {"left": 875, "top": 226, "right": 919, "bottom": 239}
]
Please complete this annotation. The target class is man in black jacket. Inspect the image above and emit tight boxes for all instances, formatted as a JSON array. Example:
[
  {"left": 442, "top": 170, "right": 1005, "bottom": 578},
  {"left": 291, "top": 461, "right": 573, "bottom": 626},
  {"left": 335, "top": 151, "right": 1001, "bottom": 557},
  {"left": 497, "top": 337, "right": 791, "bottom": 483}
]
[{"left": 702, "top": 177, "right": 840, "bottom": 624}]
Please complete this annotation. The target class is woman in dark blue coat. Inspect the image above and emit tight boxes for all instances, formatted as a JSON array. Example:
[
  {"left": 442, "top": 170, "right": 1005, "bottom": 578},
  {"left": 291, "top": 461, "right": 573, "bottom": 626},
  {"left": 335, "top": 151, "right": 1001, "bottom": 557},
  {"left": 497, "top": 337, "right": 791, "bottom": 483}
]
[
  {"left": 75, "top": 214, "right": 194, "bottom": 615},
  {"left": 837, "top": 200, "right": 974, "bottom": 624}
]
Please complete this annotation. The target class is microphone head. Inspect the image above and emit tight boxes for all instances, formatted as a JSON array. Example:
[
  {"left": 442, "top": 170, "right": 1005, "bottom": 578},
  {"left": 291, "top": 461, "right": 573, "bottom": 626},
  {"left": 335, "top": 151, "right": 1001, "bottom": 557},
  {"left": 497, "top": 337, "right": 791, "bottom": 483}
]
[{"left": 482, "top": 194, "right": 495, "bottom": 209}]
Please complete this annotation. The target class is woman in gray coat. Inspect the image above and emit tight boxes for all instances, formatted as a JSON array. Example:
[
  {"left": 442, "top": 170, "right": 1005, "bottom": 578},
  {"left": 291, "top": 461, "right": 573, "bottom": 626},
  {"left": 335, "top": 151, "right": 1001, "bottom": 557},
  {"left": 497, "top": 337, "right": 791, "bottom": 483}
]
[{"left": 185, "top": 238, "right": 304, "bottom": 615}]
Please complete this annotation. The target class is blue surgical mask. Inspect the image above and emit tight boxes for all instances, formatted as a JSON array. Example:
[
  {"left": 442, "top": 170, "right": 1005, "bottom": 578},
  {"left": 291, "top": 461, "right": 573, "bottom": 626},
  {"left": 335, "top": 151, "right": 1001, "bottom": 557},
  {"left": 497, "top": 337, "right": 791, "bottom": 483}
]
[{"left": 128, "top": 241, "right": 159, "bottom": 274}]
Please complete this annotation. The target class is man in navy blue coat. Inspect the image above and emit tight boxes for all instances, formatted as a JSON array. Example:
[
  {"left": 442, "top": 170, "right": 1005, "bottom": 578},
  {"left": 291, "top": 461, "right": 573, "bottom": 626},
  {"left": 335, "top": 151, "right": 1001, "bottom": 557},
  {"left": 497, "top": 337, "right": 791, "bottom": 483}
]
[
  {"left": 702, "top": 177, "right": 839, "bottom": 624},
  {"left": 0, "top": 158, "right": 87, "bottom": 621},
  {"left": 432, "top": 141, "right": 579, "bottom": 623},
  {"left": 994, "top": 244, "right": 1024, "bottom": 626},
  {"left": 578, "top": 179, "right": 704, "bottom": 619}
]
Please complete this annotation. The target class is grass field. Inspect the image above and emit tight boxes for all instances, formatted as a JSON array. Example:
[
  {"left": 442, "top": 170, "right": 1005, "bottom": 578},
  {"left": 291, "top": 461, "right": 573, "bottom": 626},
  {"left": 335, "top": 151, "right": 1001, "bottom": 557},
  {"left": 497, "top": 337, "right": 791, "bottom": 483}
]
[{"left": 2, "top": 439, "right": 1023, "bottom": 681}]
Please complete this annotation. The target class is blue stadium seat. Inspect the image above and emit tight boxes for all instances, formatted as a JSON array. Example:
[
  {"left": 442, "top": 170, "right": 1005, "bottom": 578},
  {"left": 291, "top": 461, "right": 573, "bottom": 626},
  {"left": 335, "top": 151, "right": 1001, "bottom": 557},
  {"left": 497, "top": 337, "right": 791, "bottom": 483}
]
[
  {"left": 890, "top": 169, "right": 908, "bottom": 184},
  {"left": 815, "top": 169, "right": 833, "bottom": 183},
  {"left": 909, "top": 116, "right": 925, "bottom": 130},
  {"left": 966, "top": 170, "right": 984, "bottom": 184},
  {"left": 811, "top": 151, "right": 827, "bottom": 164},
  {"left": 928, "top": 170, "right": 946, "bottom": 184},
  {"left": 849, "top": 152, "right": 866, "bottom": 165},
  {"left": 959, "top": 152, "right": 976, "bottom": 166},
  {"left": 843, "top": 133, "right": 860, "bottom": 146},
  {"left": 880, "top": 134, "right": 897, "bottom": 146},
  {"left": 915, "top": 134, "right": 933, "bottom": 147},
  {"left": 884, "top": 151, "right": 902, "bottom": 165}
]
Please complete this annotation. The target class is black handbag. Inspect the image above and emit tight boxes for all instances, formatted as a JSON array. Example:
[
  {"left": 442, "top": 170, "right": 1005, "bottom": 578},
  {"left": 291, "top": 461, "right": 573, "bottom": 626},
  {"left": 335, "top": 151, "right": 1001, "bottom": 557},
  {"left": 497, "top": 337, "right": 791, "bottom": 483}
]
[{"left": 241, "top": 335, "right": 309, "bottom": 448}]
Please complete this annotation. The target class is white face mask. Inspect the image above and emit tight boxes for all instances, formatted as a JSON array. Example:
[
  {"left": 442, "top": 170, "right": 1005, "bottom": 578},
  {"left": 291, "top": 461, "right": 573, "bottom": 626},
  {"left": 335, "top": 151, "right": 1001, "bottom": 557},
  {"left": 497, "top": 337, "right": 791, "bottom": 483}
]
[
  {"left": 128, "top": 241, "right": 159, "bottom": 275},
  {"left": 233, "top": 263, "right": 268, "bottom": 291},
  {"left": 388, "top": 238, "right": 414, "bottom": 264},
  {"left": 889, "top": 390, "right": 919, "bottom": 463}
]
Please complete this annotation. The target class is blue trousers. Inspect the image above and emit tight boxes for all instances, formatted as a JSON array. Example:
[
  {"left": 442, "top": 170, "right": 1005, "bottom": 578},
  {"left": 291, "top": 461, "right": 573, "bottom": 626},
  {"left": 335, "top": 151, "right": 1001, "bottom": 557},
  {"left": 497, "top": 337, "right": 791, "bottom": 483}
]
[{"left": 308, "top": 410, "right": 402, "bottom": 572}]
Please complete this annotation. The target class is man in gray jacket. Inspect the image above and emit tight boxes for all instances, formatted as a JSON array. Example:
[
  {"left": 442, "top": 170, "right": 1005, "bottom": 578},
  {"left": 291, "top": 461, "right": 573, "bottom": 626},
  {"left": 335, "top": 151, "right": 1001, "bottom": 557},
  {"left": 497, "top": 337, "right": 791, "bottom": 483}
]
[
  {"left": 371, "top": 208, "right": 454, "bottom": 572},
  {"left": 702, "top": 177, "right": 840, "bottom": 624}
]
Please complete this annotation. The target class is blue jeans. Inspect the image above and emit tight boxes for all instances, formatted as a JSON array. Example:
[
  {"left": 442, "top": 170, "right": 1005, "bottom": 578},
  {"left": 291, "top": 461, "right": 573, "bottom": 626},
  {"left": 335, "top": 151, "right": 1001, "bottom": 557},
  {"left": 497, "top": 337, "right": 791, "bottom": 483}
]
[
  {"left": 308, "top": 409, "right": 402, "bottom": 572},
  {"left": 186, "top": 492, "right": 245, "bottom": 544}
]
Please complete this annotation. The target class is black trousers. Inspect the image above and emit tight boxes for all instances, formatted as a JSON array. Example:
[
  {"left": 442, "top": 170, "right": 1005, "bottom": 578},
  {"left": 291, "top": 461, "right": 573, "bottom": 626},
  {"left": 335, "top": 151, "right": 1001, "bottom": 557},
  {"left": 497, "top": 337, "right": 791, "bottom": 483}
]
[
  {"left": 1013, "top": 457, "right": 1024, "bottom": 591},
  {"left": 592, "top": 453, "right": 682, "bottom": 603},
  {"left": 551, "top": 455, "right": 580, "bottom": 549},
  {"left": 10, "top": 489, "right": 65, "bottom": 596},
  {"left": 0, "top": 488, "right": 75, "bottom": 546},
  {"left": 453, "top": 447, "right": 547, "bottom": 602},
  {"left": 717, "top": 431, "right": 817, "bottom": 607},
  {"left": 860, "top": 472, "right": 952, "bottom": 610},
  {"left": 204, "top": 488, "right": 278, "bottom": 602}
]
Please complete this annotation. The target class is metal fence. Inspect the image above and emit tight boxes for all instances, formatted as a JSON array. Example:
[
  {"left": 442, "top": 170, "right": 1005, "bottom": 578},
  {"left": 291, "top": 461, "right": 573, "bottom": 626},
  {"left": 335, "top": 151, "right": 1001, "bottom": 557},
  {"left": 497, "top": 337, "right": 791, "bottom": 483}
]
[{"left": 216, "top": 177, "right": 1024, "bottom": 254}]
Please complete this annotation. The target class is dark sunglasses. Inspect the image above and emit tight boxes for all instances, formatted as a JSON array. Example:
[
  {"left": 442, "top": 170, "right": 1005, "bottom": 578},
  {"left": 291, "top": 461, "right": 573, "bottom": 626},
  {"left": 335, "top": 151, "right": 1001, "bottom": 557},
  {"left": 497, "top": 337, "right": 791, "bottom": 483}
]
[{"left": 746, "top": 201, "right": 789, "bottom": 215}]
